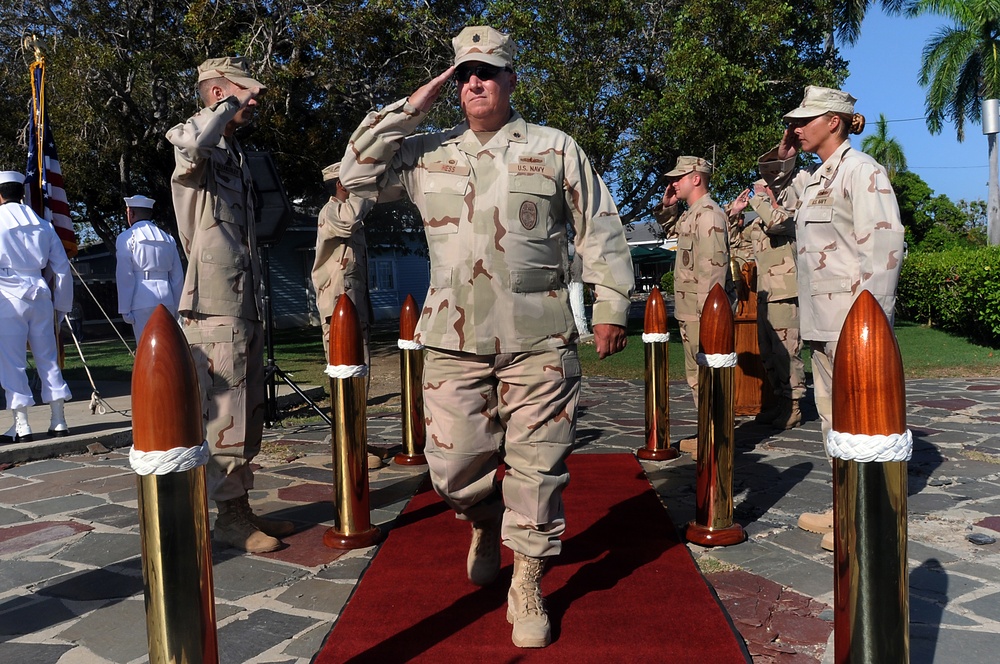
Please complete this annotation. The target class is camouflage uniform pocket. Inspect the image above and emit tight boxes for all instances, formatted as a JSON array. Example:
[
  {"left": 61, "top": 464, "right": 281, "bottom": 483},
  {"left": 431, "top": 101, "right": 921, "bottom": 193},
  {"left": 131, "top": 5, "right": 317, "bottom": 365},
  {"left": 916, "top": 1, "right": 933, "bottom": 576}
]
[
  {"left": 508, "top": 175, "right": 555, "bottom": 237},
  {"left": 423, "top": 172, "right": 468, "bottom": 235},
  {"left": 198, "top": 248, "right": 248, "bottom": 304}
]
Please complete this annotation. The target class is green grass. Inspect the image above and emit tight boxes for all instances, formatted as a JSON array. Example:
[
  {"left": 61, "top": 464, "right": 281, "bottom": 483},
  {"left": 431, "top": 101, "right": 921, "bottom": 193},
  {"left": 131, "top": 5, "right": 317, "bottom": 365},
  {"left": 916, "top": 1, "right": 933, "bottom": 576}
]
[{"left": 57, "top": 316, "right": 999, "bottom": 393}]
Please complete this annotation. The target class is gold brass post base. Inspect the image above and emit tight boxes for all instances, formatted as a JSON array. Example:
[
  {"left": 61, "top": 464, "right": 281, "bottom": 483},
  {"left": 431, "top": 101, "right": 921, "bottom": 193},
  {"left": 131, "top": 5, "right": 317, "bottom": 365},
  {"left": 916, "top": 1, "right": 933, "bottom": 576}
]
[
  {"left": 636, "top": 446, "right": 680, "bottom": 461},
  {"left": 393, "top": 452, "right": 427, "bottom": 466},
  {"left": 684, "top": 521, "right": 745, "bottom": 547},
  {"left": 323, "top": 525, "right": 382, "bottom": 550}
]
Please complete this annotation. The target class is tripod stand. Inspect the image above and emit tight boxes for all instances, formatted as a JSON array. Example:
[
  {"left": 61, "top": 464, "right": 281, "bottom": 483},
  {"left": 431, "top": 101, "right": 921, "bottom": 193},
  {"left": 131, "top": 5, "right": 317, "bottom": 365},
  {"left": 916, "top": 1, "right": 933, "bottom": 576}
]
[{"left": 260, "top": 243, "right": 331, "bottom": 427}]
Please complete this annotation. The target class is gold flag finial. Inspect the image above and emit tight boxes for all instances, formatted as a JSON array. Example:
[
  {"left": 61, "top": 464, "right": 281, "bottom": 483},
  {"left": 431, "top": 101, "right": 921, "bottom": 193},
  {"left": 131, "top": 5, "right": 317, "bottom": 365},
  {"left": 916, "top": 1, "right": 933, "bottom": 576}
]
[{"left": 22, "top": 34, "right": 45, "bottom": 62}]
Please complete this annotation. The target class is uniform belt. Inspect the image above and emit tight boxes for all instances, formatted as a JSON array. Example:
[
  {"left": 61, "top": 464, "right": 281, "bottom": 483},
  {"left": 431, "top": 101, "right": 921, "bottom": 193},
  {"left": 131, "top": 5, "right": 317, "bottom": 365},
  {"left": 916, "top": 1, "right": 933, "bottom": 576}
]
[
  {"left": 142, "top": 270, "right": 169, "bottom": 279},
  {"left": 0, "top": 267, "right": 42, "bottom": 278}
]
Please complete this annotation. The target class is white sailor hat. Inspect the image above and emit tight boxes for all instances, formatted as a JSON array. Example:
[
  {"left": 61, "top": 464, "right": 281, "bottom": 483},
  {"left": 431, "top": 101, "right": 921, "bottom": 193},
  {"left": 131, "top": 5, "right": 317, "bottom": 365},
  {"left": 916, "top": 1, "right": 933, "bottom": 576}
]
[
  {"left": 124, "top": 195, "right": 155, "bottom": 209},
  {"left": 0, "top": 171, "right": 25, "bottom": 185}
]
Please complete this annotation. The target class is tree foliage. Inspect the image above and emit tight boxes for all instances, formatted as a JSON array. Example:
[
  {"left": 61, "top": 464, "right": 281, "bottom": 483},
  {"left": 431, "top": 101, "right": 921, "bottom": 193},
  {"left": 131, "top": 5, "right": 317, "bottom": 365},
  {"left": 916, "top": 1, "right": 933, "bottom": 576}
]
[
  {"left": 892, "top": 169, "right": 986, "bottom": 249},
  {"left": 910, "top": 0, "right": 1000, "bottom": 141},
  {"left": 861, "top": 113, "right": 907, "bottom": 178},
  {"left": 0, "top": 0, "right": 848, "bottom": 248}
]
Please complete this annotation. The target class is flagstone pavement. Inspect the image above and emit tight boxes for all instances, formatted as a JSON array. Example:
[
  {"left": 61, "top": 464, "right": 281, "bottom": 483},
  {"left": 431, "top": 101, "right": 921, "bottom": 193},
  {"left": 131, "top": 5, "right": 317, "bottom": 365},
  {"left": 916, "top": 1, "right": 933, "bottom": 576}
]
[{"left": 0, "top": 375, "right": 999, "bottom": 663}]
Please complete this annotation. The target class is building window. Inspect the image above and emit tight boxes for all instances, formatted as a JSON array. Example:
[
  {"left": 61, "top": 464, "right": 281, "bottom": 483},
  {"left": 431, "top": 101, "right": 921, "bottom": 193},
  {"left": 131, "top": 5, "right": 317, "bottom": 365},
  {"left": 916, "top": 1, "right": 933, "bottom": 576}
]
[{"left": 369, "top": 260, "right": 395, "bottom": 291}]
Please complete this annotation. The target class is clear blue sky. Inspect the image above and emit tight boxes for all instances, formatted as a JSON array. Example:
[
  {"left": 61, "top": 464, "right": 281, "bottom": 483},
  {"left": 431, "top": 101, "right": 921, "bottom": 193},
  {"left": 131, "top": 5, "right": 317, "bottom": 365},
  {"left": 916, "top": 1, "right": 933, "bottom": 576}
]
[{"left": 842, "top": 10, "right": 988, "bottom": 204}]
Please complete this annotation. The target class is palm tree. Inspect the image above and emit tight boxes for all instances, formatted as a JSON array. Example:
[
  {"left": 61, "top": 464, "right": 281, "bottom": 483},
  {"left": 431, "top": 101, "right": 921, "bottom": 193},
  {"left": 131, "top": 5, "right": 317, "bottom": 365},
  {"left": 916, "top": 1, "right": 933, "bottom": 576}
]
[
  {"left": 861, "top": 114, "right": 908, "bottom": 177},
  {"left": 833, "top": 0, "right": 910, "bottom": 46},
  {"left": 914, "top": 0, "right": 1000, "bottom": 141},
  {"left": 913, "top": 0, "right": 1000, "bottom": 245}
]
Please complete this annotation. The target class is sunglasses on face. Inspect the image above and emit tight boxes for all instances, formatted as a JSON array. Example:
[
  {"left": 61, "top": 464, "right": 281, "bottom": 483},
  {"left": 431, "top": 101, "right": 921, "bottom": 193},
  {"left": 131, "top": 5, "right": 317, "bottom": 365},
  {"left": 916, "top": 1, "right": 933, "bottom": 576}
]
[{"left": 454, "top": 64, "right": 510, "bottom": 84}]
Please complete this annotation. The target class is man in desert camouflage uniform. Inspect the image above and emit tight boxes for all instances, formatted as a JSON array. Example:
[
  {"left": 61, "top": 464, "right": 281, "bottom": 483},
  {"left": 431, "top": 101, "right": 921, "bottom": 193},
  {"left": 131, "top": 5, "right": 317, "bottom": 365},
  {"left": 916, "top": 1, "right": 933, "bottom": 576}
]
[
  {"left": 728, "top": 182, "right": 806, "bottom": 430},
  {"left": 340, "top": 26, "right": 634, "bottom": 648},
  {"left": 311, "top": 162, "right": 373, "bottom": 363},
  {"left": 167, "top": 56, "right": 293, "bottom": 554},
  {"left": 759, "top": 86, "right": 904, "bottom": 548},
  {"left": 654, "top": 156, "right": 735, "bottom": 413}
]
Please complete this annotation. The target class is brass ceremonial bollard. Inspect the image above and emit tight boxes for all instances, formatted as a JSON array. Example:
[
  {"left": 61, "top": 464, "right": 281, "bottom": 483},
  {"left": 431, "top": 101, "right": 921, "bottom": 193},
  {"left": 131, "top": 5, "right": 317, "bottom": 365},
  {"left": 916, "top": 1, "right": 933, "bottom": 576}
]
[
  {"left": 130, "top": 305, "right": 218, "bottom": 664},
  {"left": 637, "top": 287, "right": 678, "bottom": 461},
  {"left": 394, "top": 294, "right": 427, "bottom": 466},
  {"left": 830, "top": 291, "right": 909, "bottom": 663},
  {"left": 324, "top": 295, "right": 382, "bottom": 549},
  {"left": 685, "top": 284, "right": 745, "bottom": 547}
]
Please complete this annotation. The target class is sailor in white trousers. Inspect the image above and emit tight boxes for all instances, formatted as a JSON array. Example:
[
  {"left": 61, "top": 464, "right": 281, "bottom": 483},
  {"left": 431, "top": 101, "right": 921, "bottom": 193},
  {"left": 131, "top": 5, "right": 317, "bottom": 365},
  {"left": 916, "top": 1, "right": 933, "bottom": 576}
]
[
  {"left": 0, "top": 170, "right": 73, "bottom": 443},
  {"left": 115, "top": 195, "right": 184, "bottom": 341}
]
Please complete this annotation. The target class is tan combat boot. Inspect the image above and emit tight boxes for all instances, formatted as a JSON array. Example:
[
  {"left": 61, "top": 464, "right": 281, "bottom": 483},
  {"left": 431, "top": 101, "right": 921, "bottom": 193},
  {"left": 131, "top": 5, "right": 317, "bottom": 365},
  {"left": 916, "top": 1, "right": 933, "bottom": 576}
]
[
  {"left": 771, "top": 398, "right": 802, "bottom": 430},
  {"left": 507, "top": 552, "right": 550, "bottom": 648},
  {"left": 245, "top": 500, "right": 295, "bottom": 539},
  {"left": 798, "top": 508, "right": 834, "bottom": 534},
  {"left": 467, "top": 515, "right": 502, "bottom": 586},
  {"left": 215, "top": 495, "right": 282, "bottom": 553}
]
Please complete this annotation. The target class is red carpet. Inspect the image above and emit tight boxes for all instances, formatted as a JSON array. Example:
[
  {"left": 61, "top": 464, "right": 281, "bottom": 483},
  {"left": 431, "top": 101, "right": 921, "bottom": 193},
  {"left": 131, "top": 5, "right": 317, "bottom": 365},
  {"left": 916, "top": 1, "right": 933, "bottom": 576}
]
[{"left": 317, "top": 453, "right": 748, "bottom": 663}]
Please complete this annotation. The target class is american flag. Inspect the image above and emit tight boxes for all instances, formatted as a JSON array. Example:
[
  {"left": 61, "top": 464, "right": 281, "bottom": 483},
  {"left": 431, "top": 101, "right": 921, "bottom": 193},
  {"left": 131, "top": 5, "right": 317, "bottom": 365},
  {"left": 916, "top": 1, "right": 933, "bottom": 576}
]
[{"left": 24, "top": 58, "right": 77, "bottom": 258}]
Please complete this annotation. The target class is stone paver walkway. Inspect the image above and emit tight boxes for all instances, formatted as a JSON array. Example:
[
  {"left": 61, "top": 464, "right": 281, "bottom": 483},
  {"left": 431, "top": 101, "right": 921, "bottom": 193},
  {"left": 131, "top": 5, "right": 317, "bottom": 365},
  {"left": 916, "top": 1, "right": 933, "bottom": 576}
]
[{"left": 1, "top": 375, "right": 999, "bottom": 662}]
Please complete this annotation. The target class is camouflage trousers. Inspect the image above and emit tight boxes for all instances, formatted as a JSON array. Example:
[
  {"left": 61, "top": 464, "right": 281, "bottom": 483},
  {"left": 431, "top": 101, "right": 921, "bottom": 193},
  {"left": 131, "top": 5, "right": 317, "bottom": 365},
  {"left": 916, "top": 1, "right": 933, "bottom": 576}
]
[
  {"left": 183, "top": 315, "right": 265, "bottom": 502},
  {"left": 423, "top": 346, "right": 581, "bottom": 559},
  {"left": 757, "top": 297, "right": 806, "bottom": 400},
  {"left": 677, "top": 319, "right": 700, "bottom": 407},
  {"left": 809, "top": 339, "right": 839, "bottom": 444}
]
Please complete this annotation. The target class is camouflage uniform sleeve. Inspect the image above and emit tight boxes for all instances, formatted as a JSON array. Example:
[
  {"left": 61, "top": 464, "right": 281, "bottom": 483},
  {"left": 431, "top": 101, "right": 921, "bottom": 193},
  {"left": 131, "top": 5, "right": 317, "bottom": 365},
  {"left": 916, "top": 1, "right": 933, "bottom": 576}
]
[
  {"left": 695, "top": 206, "right": 732, "bottom": 309},
  {"left": 317, "top": 195, "right": 374, "bottom": 241},
  {"left": 652, "top": 202, "right": 681, "bottom": 238},
  {"left": 748, "top": 193, "right": 795, "bottom": 236},
  {"left": 165, "top": 97, "right": 241, "bottom": 253},
  {"left": 339, "top": 98, "right": 424, "bottom": 203},
  {"left": 848, "top": 160, "right": 904, "bottom": 297},
  {"left": 757, "top": 146, "right": 812, "bottom": 212},
  {"left": 563, "top": 141, "right": 634, "bottom": 327}
]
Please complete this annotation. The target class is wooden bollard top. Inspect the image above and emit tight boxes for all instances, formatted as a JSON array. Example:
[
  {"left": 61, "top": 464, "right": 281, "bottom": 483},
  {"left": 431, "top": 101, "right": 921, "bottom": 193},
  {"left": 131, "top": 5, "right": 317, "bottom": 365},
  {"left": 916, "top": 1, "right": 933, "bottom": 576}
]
[
  {"left": 699, "top": 283, "right": 734, "bottom": 355},
  {"left": 329, "top": 294, "right": 365, "bottom": 366},
  {"left": 132, "top": 305, "right": 203, "bottom": 453},
  {"left": 832, "top": 290, "right": 906, "bottom": 436},
  {"left": 643, "top": 287, "right": 668, "bottom": 334},
  {"left": 399, "top": 294, "right": 419, "bottom": 341}
]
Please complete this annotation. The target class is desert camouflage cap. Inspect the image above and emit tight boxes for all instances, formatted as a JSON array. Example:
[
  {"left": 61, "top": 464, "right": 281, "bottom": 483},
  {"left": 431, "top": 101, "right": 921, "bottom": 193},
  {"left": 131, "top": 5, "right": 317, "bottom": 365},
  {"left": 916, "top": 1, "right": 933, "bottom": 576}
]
[
  {"left": 453, "top": 26, "right": 515, "bottom": 68},
  {"left": 665, "top": 155, "right": 713, "bottom": 178},
  {"left": 783, "top": 85, "right": 855, "bottom": 120},
  {"left": 321, "top": 162, "right": 341, "bottom": 182},
  {"left": 196, "top": 56, "right": 266, "bottom": 90}
]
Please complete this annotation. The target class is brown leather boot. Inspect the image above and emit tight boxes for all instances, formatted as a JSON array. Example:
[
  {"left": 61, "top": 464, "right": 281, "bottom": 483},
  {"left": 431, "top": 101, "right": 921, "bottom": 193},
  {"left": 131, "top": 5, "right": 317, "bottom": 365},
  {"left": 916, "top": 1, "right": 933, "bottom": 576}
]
[
  {"left": 467, "top": 515, "right": 502, "bottom": 586},
  {"left": 771, "top": 398, "right": 802, "bottom": 430},
  {"left": 246, "top": 508, "right": 295, "bottom": 539},
  {"left": 507, "top": 552, "right": 550, "bottom": 648},
  {"left": 215, "top": 496, "right": 282, "bottom": 553}
]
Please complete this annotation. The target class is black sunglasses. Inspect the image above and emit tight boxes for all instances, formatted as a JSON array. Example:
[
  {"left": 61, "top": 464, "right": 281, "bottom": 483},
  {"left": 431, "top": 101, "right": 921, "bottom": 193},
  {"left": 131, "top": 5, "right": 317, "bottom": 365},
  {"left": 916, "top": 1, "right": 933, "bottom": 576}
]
[{"left": 454, "top": 64, "right": 511, "bottom": 84}]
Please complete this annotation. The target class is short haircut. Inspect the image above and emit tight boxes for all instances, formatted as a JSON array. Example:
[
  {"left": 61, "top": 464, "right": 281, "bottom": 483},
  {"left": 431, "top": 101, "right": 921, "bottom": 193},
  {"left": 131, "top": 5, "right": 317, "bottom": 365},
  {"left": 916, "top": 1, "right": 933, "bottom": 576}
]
[
  {"left": 0, "top": 181, "right": 24, "bottom": 203},
  {"left": 198, "top": 76, "right": 230, "bottom": 105},
  {"left": 130, "top": 207, "right": 155, "bottom": 222}
]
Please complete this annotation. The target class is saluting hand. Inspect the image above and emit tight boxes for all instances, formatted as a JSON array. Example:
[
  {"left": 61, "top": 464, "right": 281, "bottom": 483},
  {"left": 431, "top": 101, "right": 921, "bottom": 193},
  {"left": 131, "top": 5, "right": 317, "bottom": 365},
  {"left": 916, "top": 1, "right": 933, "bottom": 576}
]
[
  {"left": 730, "top": 188, "right": 750, "bottom": 216},
  {"left": 409, "top": 67, "right": 456, "bottom": 114},
  {"left": 777, "top": 126, "right": 799, "bottom": 160},
  {"left": 233, "top": 86, "right": 261, "bottom": 108}
]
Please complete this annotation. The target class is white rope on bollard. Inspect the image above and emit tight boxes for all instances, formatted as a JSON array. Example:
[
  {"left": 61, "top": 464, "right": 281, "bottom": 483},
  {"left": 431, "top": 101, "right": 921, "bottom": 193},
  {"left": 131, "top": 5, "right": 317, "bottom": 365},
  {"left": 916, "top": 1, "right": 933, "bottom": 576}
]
[
  {"left": 397, "top": 339, "right": 425, "bottom": 351},
  {"left": 325, "top": 364, "right": 369, "bottom": 379},
  {"left": 129, "top": 440, "right": 210, "bottom": 476},
  {"left": 696, "top": 352, "right": 738, "bottom": 368},
  {"left": 826, "top": 429, "right": 913, "bottom": 463},
  {"left": 641, "top": 332, "right": 670, "bottom": 343}
]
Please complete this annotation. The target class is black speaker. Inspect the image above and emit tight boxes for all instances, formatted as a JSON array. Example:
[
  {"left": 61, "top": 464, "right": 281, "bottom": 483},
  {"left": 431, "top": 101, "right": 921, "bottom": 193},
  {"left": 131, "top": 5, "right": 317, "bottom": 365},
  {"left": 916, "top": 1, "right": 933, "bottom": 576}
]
[{"left": 246, "top": 151, "right": 292, "bottom": 246}]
